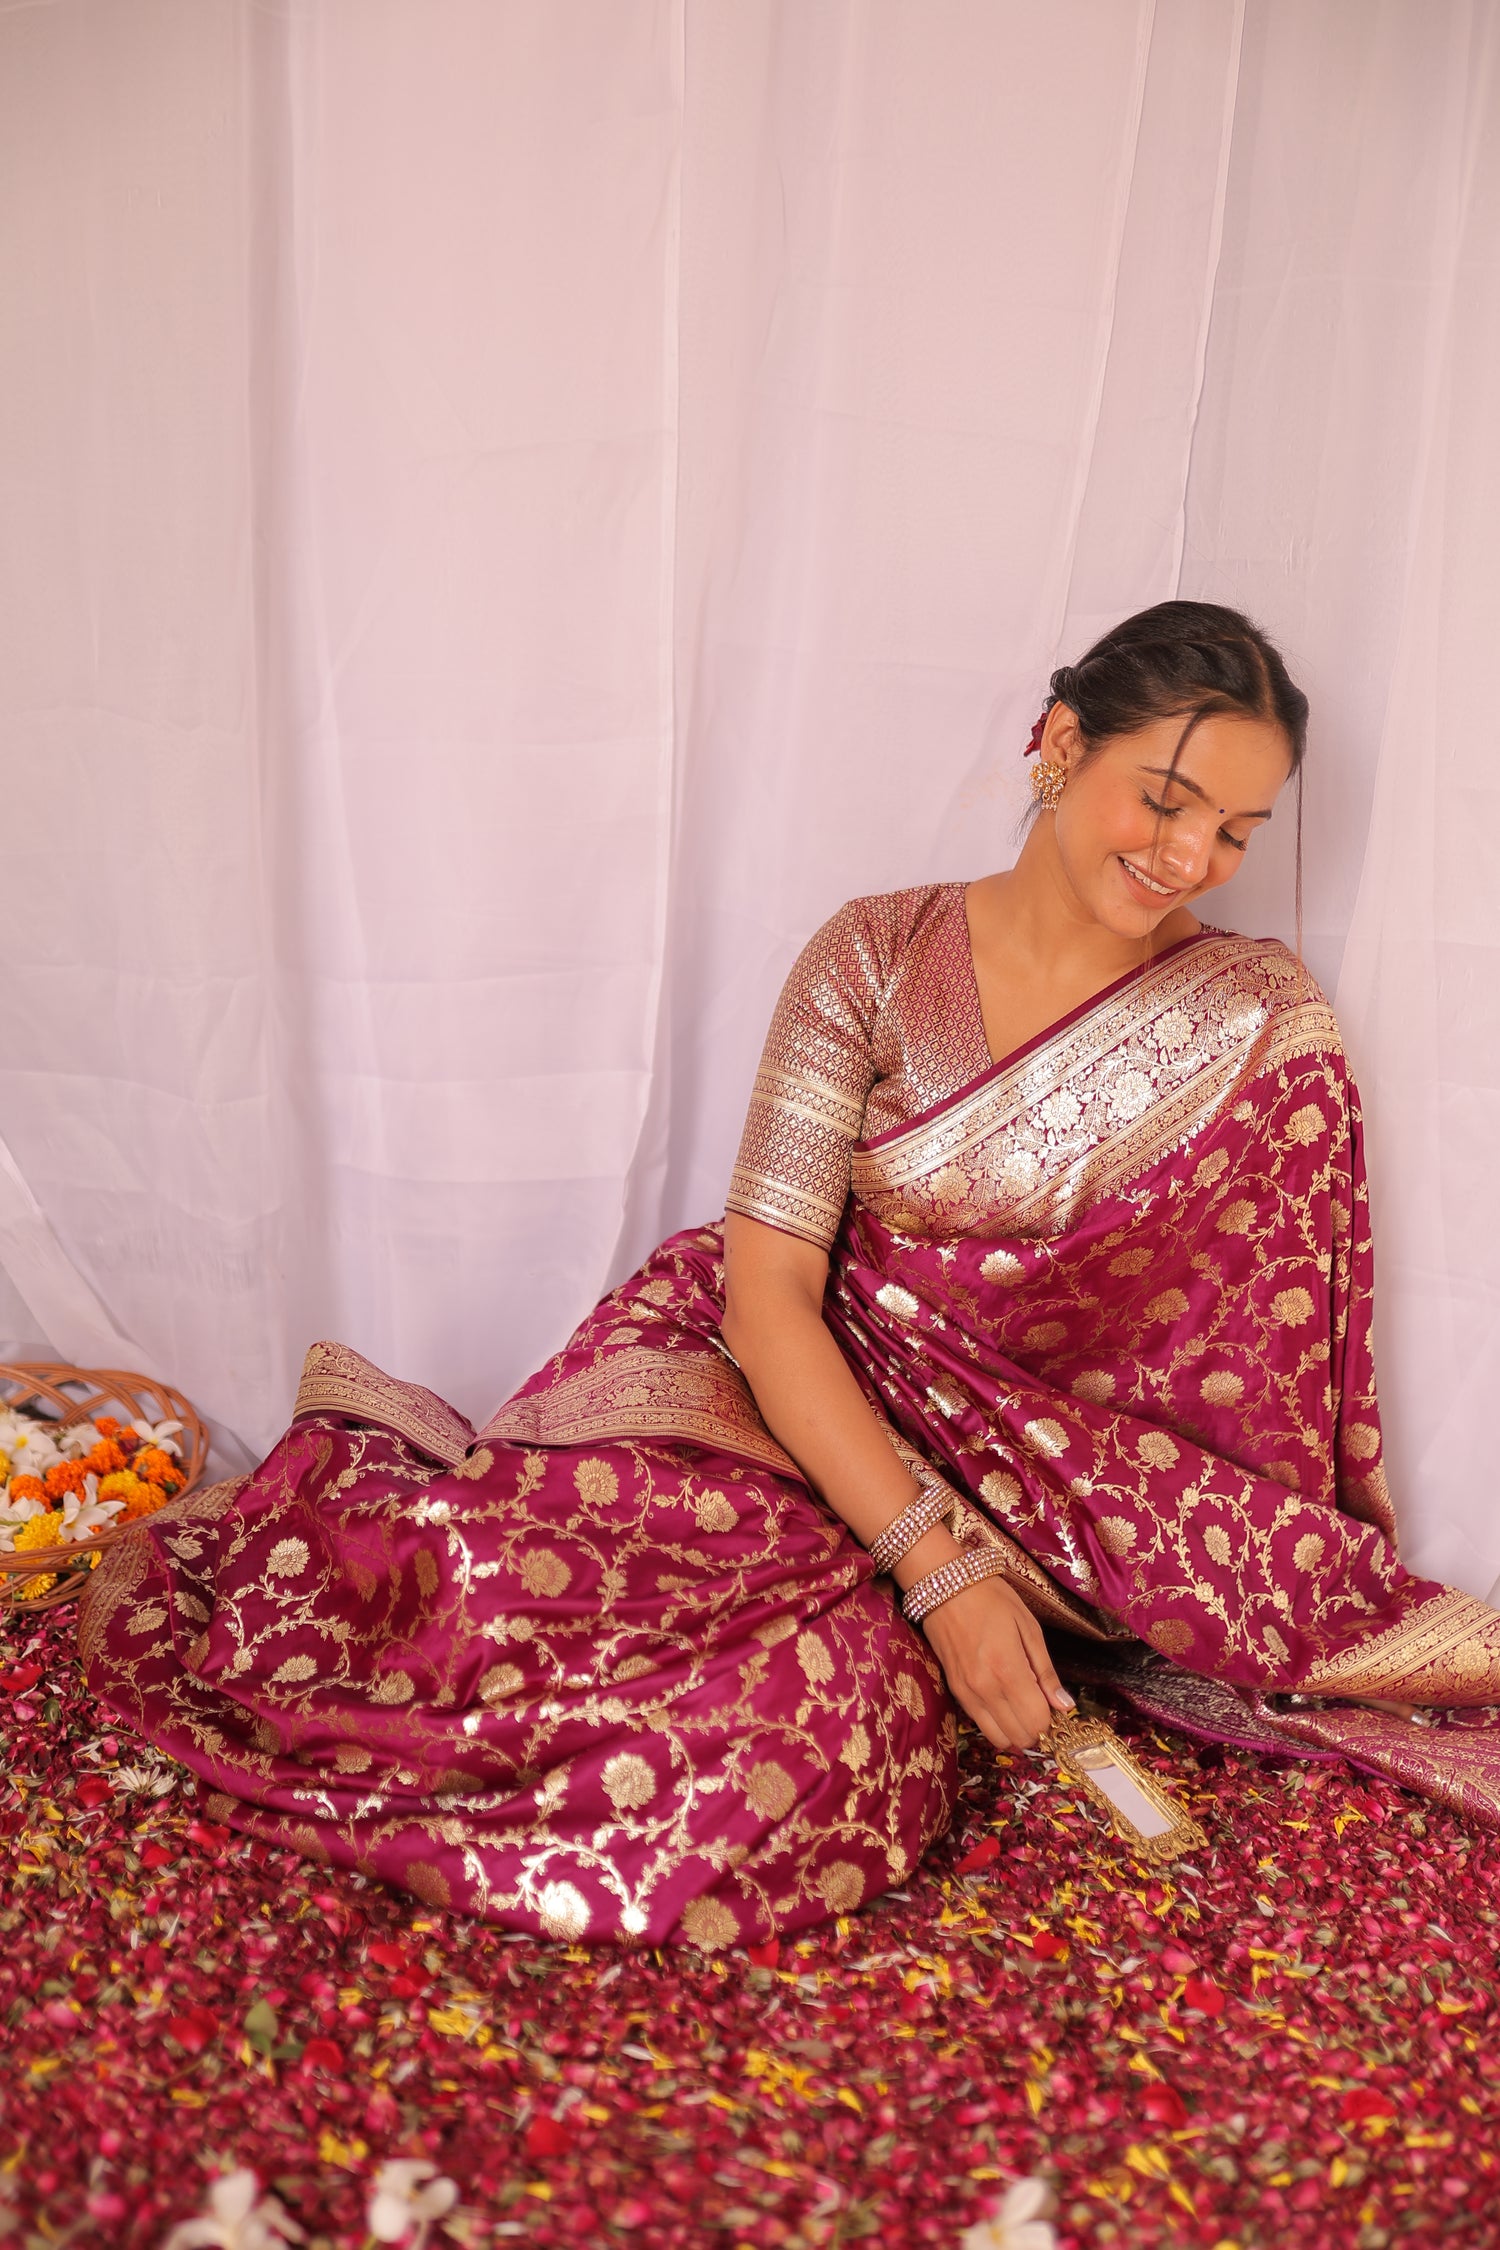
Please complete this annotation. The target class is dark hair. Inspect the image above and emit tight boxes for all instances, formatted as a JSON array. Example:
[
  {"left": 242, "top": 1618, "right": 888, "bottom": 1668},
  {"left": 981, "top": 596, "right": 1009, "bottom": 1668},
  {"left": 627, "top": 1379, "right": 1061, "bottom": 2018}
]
[
  {"left": 1045, "top": 599, "right": 1308, "bottom": 768},
  {"left": 1035, "top": 598, "right": 1309, "bottom": 939}
]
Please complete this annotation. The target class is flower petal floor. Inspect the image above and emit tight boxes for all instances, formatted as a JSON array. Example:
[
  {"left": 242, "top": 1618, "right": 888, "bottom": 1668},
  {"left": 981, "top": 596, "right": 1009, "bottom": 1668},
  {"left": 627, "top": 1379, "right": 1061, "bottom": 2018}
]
[{"left": 3, "top": 1606, "right": 1498, "bottom": 2248}]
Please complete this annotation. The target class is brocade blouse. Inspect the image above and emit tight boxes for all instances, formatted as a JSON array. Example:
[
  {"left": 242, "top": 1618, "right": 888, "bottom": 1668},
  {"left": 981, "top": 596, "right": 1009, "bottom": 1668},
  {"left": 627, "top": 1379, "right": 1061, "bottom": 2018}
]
[{"left": 725, "top": 883, "right": 990, "bottom": 1250}]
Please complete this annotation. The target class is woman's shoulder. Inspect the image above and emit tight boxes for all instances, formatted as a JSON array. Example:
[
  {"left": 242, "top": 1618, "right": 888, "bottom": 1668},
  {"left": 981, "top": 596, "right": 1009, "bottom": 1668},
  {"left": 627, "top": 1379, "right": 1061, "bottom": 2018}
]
[
  {"left": 812, "top": 881, "right": 965, "bottom": 974},
  {"left": 1196, "top": 928, "right": 1343, "bottom": 1046}
]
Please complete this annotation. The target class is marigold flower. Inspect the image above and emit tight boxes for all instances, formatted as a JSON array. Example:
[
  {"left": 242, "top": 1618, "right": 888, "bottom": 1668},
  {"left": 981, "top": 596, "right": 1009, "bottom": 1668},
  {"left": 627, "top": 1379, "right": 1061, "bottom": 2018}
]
[
  {"left": 19, "top": 1572, "right": 56, "bottom": 1599},
  {"left": 13, "top": 1510, "right": 65, "bottom": 1552},
  {"left": 44, "top": 1460, "right": 89, "bottom": 1500},
  {"left": 84, "top": 1439, "right": 127, "bottom": 1476},
  {"left": 94, "top": 1416, "right": 121, "bottom": 1437},
  {"left": 136, "top": 1446, "right": 183, "bottom": 1489},
  {"left": 7, "top": 1475, "right": 45, "bottom": 1505},
  {"left": 123, "top": 1480, "right": 169, "bottom": 1521}
]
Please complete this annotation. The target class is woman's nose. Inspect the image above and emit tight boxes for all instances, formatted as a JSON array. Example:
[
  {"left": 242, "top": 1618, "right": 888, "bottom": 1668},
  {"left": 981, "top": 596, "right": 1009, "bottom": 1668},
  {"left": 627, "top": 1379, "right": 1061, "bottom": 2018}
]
[{"left": 1158, "top": 823, "right": 1213, "bottom": 882}]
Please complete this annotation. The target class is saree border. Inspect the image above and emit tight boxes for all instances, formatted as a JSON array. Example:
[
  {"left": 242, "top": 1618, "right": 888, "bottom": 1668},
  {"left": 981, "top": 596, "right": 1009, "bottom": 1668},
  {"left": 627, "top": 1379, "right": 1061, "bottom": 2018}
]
[
  {"left": 1297, "top": 1586, "right": 1500, "bottom": 1700},
  {"left": 851, "top": 935, "right": 1340, "bottom": 1234},
  {"left": 293, "top": 1341, "right": 475, "bottom": 1468},
  {"left": 479, "top": 1344, "right": 802, "bottom": 1479}
]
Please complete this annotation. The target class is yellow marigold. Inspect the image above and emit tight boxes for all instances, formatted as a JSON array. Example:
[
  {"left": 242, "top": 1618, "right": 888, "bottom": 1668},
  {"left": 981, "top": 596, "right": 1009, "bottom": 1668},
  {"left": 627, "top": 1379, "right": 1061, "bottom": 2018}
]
[
  {"left": 8, "top": 1474, "right": 45, "bottom": 1505},
  {"left": 135, "top": 1447, "right": 182, "bottom": 1490},
  {"left": 44, "top": 1460, "right": 88, "bottom": 1500},
  {"left": 0, "top": 1449, "right": 9, "bottom": 1481},
  {"left": 122, "top": 1481, "right": 169, "bottom": 1522},
  {"left": 19, "top": 1573, "right": 57, "bottom": 1600},
  {"left": 97, "top": 1470, "right": 145, "bottom": 1505},
  {"left": 84, "top": 1438, "right": 126, "bottom": 1476},
  {"left": 13, "top": 1511, "right": 66, "bottom": 1551}
]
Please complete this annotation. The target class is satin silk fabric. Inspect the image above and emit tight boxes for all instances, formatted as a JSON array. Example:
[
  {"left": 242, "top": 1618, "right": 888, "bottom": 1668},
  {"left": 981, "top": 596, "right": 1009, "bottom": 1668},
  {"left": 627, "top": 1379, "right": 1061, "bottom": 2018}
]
[{"left": 79, "top": 1261, "right": 956, "bottom": 1946}]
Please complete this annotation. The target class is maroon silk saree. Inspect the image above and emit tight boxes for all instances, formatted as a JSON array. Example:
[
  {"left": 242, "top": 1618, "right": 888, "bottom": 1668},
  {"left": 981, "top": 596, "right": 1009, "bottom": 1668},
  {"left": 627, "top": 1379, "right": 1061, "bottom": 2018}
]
[{"left": 81, "top": 928, "right": 1500, "bottom": 1946}]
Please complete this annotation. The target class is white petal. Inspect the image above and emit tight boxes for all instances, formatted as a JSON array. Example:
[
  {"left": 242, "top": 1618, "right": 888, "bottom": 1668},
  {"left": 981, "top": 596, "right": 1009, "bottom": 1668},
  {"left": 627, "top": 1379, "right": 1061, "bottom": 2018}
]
[
  {"left": 412, "top": 2178, "right": 459, "bottom": 2218},
  {"left": 210, "top": 2173, "right": 261, "bottom": 2223},
  {"left": 367, "top": 2193, "right": 415, "bottom": 2243},
  {"left": 1000, "top": 2179, "right": 1054, "bottom": 2224}
]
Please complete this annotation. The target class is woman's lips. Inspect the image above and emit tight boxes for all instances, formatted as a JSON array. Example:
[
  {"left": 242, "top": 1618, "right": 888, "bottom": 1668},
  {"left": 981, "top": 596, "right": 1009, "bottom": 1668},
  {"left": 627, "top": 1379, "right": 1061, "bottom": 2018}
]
[{"left": 1117, "top": 854, "right": 1179, "bottom": 903}]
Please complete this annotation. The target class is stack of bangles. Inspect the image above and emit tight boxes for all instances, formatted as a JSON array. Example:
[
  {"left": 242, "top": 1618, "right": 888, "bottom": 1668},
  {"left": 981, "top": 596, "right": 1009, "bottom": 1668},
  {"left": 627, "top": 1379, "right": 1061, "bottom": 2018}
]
[{"left": 867, "top": 1467, "right": 1010, "bottom": 1626}]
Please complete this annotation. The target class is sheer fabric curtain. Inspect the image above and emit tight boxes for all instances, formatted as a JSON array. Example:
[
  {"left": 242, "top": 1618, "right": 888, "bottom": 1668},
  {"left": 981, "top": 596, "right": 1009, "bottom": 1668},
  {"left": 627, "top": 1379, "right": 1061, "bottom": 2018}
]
[{"left": 1, "top": 2, "right": 1496, "bottom": 1595}]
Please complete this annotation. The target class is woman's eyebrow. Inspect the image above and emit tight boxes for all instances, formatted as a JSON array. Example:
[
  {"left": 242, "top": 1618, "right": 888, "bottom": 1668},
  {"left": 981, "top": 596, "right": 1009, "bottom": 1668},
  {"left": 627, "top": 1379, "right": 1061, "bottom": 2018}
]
[{"left": 1141, "top": 766, "right": 1274, "bottom": 821}]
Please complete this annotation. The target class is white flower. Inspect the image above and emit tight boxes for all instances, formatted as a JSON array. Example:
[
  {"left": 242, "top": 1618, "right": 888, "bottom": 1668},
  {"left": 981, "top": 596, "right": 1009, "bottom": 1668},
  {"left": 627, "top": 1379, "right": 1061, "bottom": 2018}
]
[
  {"left": 0, "top": 1493, "right": 50, "bottom": 1551},
  {"left": 367, "top": 2160, "right": 459, "bottom": 2245},
  {"left": 116, "top": 1762, "right": 178, "bottom": 1796},
  {"left": 54, "top": 1480, "right": 125, "bottom": 1541},
  {"left": 959, "top": 2176, "right": 1057, "bottom": 2250},
  {"left": 58, "top": 1417, "right": 107, "bottom": 1460},
  {"left": 131, "top": 1417, "right": 184, "bottom": 1458},
  {"left": 160, "top": 2169, "right": 304, "bottom": 2250},
  {"left": 0, "top": 1414, "right": 63, "bottom": 1474}
]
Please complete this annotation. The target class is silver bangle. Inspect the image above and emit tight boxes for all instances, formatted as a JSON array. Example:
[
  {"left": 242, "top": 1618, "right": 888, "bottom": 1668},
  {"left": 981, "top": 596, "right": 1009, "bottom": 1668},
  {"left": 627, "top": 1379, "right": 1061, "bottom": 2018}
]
[
  {"left": 867, "top": 1470, "right": 956, "bottom": 1577},
  {"left": 902, "top": 1543, "right": 1009, "bottom": 1626}
]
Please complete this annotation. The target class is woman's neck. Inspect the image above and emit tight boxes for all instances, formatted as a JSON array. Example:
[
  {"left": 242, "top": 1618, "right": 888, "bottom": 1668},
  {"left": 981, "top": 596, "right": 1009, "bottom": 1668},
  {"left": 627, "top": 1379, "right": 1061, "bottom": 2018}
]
[{"left": 963, "top": 837, "right": 1199, "bottom": 1067}]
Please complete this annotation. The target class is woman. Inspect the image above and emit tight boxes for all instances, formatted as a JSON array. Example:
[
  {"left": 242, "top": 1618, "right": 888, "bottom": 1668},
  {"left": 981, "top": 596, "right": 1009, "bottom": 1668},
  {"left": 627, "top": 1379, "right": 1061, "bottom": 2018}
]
[{"left": 81, "top": 602, "right": 1500, "bottom": 1947}]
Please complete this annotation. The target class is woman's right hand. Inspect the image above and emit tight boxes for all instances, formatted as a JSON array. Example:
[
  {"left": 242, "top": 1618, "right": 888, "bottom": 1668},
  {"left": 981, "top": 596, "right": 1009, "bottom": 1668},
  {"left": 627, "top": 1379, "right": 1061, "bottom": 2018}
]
[{"left": 919, "top": 1573, "right": 1074, "bottom": 1750}]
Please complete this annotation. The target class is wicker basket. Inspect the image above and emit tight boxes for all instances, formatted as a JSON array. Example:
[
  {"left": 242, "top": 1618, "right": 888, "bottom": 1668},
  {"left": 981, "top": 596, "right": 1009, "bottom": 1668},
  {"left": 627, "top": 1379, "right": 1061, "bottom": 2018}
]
[{"left": 0, "top": 1363, "right": 209, "bottom": 1613}]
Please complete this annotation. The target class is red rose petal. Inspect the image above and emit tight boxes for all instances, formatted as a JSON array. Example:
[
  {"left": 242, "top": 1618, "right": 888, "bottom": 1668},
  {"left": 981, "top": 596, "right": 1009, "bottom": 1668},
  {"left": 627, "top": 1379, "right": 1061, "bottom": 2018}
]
[
  {"left": 525, "top": 2114, "right": 574, "bottom": 2159},
  {"left": 1141, "top": 2084, "right": 1189, "bottom": 2128},
  {"left": 747, "top": 1940, "right": 780, "bottom": 1968},
  {"left": 300, "top": 2037, "right": 345, "bottom": 2074},
  {"left": 955, "top": 1837, "right": 1001, "bottom": 1874},
  {"left": 367, "top": 1941, "right": 409, "bottom": 1970},
  {"left": 1340, "top": 2087, "right": 1397, "bottom": 2124},
  {"left": 1181, "top": 1976, "right": 1225, "bottom": 2016},
  {"left": 1160, "top": 1944, "right": 1196, "bottom": 1975},
  {"left": 163, "top": 2007, "right": 219, "bottom": 2055},
  {"left": 139, "top": 1841, "right": 174, "bottom": 1870}
]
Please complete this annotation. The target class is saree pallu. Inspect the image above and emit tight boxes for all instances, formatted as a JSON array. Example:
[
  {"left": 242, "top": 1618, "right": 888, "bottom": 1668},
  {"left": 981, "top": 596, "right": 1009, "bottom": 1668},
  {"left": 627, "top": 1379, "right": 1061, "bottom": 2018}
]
[{"left": 819, "top": 934, "right": 1500, "bottom": 1819}]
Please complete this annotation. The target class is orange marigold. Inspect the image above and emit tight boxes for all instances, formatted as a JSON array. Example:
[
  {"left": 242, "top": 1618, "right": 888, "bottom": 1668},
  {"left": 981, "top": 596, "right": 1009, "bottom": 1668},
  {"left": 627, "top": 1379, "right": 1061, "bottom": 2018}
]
[
  {"left": 43, "top": 1460, "right": 88, "bottom": 1500},
  {"left": 84, "top": 1439, "right": 127, "bottom": 1476},
  {"left": 7, "top": 1474, "right": 45, "bottom": 1504},
  {"left": 135, "top": 1447, "right": 181, "bottom": 1489},
  {"left": 98, "top": 1470, "right": 144, "bottom": 1504},
  {"left": 94, "top": 1416, "right": 121, "bottom": 1437}
]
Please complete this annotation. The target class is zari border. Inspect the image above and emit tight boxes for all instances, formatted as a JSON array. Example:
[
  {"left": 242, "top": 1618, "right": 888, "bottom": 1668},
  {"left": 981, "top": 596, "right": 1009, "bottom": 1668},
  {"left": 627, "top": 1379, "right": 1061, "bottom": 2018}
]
[
  {"left": 76, "top": 1475, "right": 246, "bottom": 1671},
  {"left": 1297, "top": 1587, "right": 1500, "bottom": 1701},
  {"left": 851, "top": 935, "right": 1339, "bottom": 1235},
  {"left": 292, "top": 1341, "right": 475, "bottom": 1468},
  {"left": 479, "top": 1345, "right": 802, "bottom": 1480}
]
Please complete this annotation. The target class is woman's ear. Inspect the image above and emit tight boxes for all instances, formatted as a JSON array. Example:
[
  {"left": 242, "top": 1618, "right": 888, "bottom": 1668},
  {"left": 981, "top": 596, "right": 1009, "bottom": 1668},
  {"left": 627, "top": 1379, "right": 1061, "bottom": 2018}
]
[{"left": 1043, "top": 701, "right": 1084, "bottom": 771}]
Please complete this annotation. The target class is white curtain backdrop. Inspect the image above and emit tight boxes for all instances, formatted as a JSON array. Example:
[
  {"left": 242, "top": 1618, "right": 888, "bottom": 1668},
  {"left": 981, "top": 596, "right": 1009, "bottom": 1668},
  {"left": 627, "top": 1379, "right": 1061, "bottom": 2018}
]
[{"left": 2, "top": 2, "right": 1496, "bottom": 1597}]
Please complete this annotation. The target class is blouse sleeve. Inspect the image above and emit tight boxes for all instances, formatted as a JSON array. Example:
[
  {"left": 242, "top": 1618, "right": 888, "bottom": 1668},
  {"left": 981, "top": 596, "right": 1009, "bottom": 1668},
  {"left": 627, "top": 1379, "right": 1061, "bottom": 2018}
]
[{"left": 725, "top": 897, "right": 891, "bottom": 1250}]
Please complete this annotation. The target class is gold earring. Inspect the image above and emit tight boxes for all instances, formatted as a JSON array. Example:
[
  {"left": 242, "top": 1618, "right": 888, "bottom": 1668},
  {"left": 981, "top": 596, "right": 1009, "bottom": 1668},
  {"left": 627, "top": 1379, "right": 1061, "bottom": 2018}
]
[{"left": 1030, "top": 759, "right": 1067, "bottom": 812}]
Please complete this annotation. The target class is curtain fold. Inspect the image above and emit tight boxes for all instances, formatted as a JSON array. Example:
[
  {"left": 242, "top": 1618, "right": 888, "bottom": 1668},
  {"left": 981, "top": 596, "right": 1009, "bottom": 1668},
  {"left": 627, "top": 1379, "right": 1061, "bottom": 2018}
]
[{"left": 1, "top": 0, "right": 1495, "bottom": 1591}]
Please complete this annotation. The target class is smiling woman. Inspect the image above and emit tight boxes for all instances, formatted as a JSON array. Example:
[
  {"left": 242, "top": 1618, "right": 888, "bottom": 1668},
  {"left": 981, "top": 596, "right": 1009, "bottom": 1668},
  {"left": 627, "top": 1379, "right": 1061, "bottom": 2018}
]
[{"left": 79, "top": 600, "right": 1500, "bottom": 1945}]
